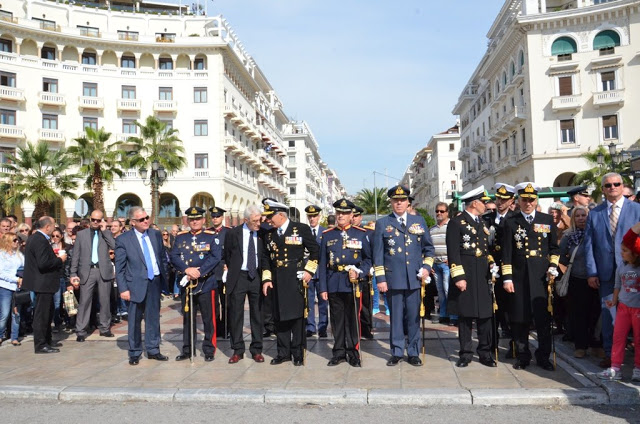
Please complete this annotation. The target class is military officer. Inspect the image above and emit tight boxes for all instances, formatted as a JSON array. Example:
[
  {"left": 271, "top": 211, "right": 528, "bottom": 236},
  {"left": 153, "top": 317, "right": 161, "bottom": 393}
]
[
  {"left": 261, "top": 200, "right": 319, "bottom": 366},
  {"left": 352, "top": 205, "right": 374, "bottom": 339},
  {"left": 447, "top": 186, "right": 496, "bottom": 368},
  {"left": 305, "top": 204, "right": 328, "bottom": 338},
  {"left": 260, "top": 198, "right": 276, "bottom": 337},
  {"left": 567, "top": 186, "right": 591, "bottom": 216},
  {"left": 502, "top": 183, "right": 560, "bottom": 371},
  {"left": 318, "top": 199, "right": 372, "bottom": 367},
  {"left": 483, "top": 183, "right": 517, "bottom": 356},
  {"left": 170, "top": 207, "right": 222, "bottom": 362},
  {"left": 373, "top": 185, "right": 435, "bottom": 366},
  {"left": 208, "top": 206, "right": 230, "bottom": 339}
]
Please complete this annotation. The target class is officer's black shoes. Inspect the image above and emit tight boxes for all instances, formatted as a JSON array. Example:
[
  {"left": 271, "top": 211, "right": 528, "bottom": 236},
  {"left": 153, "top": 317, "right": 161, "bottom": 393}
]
[
  {"left": 318, "top": 331, "right": 328, "bottom": 338},
  {"left": 537, "top": 359, "right": 555, "bottom": 371},
  {"left": 293, "top": 358, "right": 304, "bottom": 366},
  {"left": 175, "top": 353, "right": 192, "bottom": 361},
  {"left": 386, "top": 356, "right": 403, "bottom": 366},
  {"left": 479, "top": 357, "right": 497, "bottom": 368},
  {"left": 328, "top": 356, "right": 346, "bottom": 366},
  {"left": 362, "top": 330, "right": 374, "bottom": 340},
  {"left": 270, "top": 356, "right": 291, "bottom": 365},
  {"left": 263, "top": 330, "right": 275, "bottom": 338},
  {"left": 306, "top": 330, "right": 315, "bottom": 338},
  {"left": 148, "top": 353, "right": 169, "bottom": 361},
  {"left": 347, "top": 354, "right": 361, "bottom": 367},
  {"left": 513, "top": 360, "right": 529, "bottom": 370},
  {"left": 407, "top": 356, "right": 422, "bottom": 367},
  {"left": 205, "top": 354, "right": 214, "bottom": 362},
  {"left": 455, "top": 358, "right": 470, "bottom": 368}
]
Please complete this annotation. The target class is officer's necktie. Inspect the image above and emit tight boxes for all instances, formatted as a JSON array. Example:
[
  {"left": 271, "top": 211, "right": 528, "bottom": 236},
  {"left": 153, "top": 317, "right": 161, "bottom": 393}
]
[
  {"left": 526, "top": 215, "right": 533, "bottom": 225},
  {"left": 91, "top": 230, "right": 99, "bottom": 264},
  {"left": 278, "top": 228, "right": 283, "bottom": 238},
  {"left": 610, "top": 204, "right": 619, "bottom": 236},
  {"left": 399, "top": 217, "right": 406, "bottom": 230},
  {"left": 312, "top": 228, "right": 316, "bottom": 238},
  {"left": 247, "top": 231, "right": 257, "bottom": 279},
  {"left": 141, "top": 233, "right": 155, "bottom": 280}
]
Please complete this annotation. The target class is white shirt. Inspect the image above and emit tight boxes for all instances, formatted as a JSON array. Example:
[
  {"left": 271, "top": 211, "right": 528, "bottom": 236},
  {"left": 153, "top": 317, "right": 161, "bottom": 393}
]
[
  {"left": 607, "top": 197, "right": 625, "bottom": 216},
  {"left": 134, "top": 229, "right": 160, "bottom": 276},
  {"left": 521, "top": 211, "right": 536, "bottom": 223},
  {"left": 310, "top": 225, "right": 320, "bottom": 238},
  {"left": 465, "top": 210, "right": 479, "bottom": 223},
  {"left": 393, "top": 212, "right": 408, "bottom": 225},
  {"left": 495, "top": 212, "right": 508, "bottom": 225},
  {"left": 277, "top": 219, "right": 290, "bottom": 236},
  {"left": 241, "top": 223, "right": 258, "bottom": 271}
]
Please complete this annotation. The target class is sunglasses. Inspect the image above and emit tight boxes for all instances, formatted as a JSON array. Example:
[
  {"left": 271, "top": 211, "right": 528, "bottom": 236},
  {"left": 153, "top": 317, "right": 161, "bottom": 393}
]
[
  {"left": 90, "top": 218, "right": 102, "bottom": 223},
  {"left": 521, "top": 197, "right": 536, "bottom": 203},
  {"left": 162, "top": 233, "right": 169, "bottom": 236},
  {"left": 52, "top": 234, "right": 62, "bottom": 238},
  {"left": 134, "top": 216, "right": 150, "bottom": 222},
  {"left": 18, "top": 229, "right": 28, "bottom": 233},
  {"left": 435, "top": 210, "right": 447, "bottom": 214},
  {"left": 12, "top": 239, "right": 18, "bottom": 242},
  {"left": 604, "top": 182, "right": 622, "bottom": 189}
]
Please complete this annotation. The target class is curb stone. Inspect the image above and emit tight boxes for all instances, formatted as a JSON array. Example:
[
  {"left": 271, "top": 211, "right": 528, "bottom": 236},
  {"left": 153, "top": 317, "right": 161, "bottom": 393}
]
[
  {"left": 0, "top": 385, "right": 64, "bottom": 400},
  {"left": 470, "top": 388, "right": 608, "bottom": 406},
  {"left": 59, "top": 387, "right": 176, "bottom": 402},
  {"left": 264, "top": 389, "right": 368, "bottom": 405},
  {"left": 368, "top": 388, "right": 471, "bottom": 405},
  {"left": 174, "top": 388, "right": 266, "bottom": 404}
]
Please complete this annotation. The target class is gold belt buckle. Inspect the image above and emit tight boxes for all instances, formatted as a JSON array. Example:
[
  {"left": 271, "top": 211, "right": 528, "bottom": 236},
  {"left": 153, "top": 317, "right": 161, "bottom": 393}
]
[
  {"left": 276, "top": 260, "right": 284, "bottom": 267},
  {"left": 530, "top": 250, "right": 537, "bottom": 257},
  {"left": 337, "top": 265, "right": 345, "bottom": 271},
  {"left": 475, "top": 249, "right": 482, "bottom": 257}
]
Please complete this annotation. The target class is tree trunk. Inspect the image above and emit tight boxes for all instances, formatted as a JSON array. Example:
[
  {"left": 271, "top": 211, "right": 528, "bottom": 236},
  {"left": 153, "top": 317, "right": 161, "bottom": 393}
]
[
  {"left": 150, "top": 181, "right": 157, "bottom": 226},
  {"left": 92, "top": 162, "right": 104, "bottom": 213},
  {"left": 33, "top": 201, "right": 50, "bottom": 221}
]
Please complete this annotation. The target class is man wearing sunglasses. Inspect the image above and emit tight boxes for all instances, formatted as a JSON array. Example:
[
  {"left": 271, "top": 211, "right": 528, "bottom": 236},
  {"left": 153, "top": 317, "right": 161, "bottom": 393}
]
[
  {"left": 501, "top": 182, "right": 559, "bottom": 372},
  {"left": 115, "top": 207, "right": 169, "bottom": 365},
  {"left": 584, "top": 172, "right": 640, "bottom": 368},
  {"left": 70, "top": 209, "right": 116, "bottom": 342}
]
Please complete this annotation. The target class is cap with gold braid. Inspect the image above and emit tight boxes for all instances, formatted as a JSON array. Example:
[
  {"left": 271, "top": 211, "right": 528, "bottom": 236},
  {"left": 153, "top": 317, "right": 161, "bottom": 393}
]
[
  {"left": 493, "top": 183, "right": 515, "bottom": 200},
  {"left": 262, "top": 199, "right": 288, "bottom": 216},
  {"left": 460, "top": 185, "right": 490, "bottom": 203},
  {"left": 304, "top": 205, "right": 321, "bottom": 216},
  {"left": 333, "top": 198, "right": 355, "bottom": 213},
  {"left": 185, "top": 206, "right": 205, "bottom": 219},
  {"left": 387, "top": 185, "right": 410, "bottom": 199},
  {"left": 515, "top": 182, "right": 541, "bottom": 199},
  {"left": 208, "top": 206, "right": 226, "bottom": 217}
]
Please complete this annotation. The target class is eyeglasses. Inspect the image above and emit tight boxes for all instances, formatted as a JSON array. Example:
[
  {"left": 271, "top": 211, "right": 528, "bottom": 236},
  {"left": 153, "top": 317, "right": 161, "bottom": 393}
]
[
  {"left": 18, "top": 229, "right": 28, "bottom": 233},
  {"left": 435, "top": 210, "right": 447, "bottom": 214},
  {"left": 604, "top": 182, "right": 622, "bottom": 189},
  {"left": 90, "top": 218, "right": 102, "bottom": 223},
  {"left": 133, "top": 216, "right": 150, "bottom": 222},
  {"left": 52, "top": 234, "right": 61, "bottom": 238},
  {"left": 521, "top": 197, "right": 536, "bottom": 203},
  {"left": 162, "top": 233, "right": 169, "bottom": 236},
  {"left": 12, "top": 239, "right": 18, "bottom": 242},
  {"left": 624, "top": 194, "right": 632, "bottom": 199}
]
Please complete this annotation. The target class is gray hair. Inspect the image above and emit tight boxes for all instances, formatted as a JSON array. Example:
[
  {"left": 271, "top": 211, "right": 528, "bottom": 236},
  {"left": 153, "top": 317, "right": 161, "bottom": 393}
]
[
  {"left": 244, "top": 204, "right": 262, "bottom": 219},
  {"left": 601, "top": 172, "right": 622, "bottom": 187},
  {"left": 128, "top": 206, "right": 146, "bottom": 220}
]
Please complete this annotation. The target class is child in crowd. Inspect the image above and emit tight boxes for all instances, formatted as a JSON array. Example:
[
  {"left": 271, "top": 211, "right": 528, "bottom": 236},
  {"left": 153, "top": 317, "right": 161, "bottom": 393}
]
[{"left": 598, "top": 223, "right": 640, "bottom": 381}]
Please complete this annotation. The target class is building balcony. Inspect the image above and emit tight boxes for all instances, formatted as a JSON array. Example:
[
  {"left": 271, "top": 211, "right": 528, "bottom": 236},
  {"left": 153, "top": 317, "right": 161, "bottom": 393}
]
[
  {"left": 223, "top": 137, "right": 242, "bottom": 153},
  {"left": 0, "top": 124, "right": 25, "bottom": 139},
  {"left": 38, "top": 128, "right": 65, "bottom": 142},
  {"left": 471, "top": 136, "right": 488, "bottom": 152},
  {"left": 193, "top": 169, "right": 209, "bottom": 178},
  {"left": 223, "top": 105, "right": 237, "bottom": 117},
  {"left": 467, "top": 171, "right": 478, "bottom": 182},
  {"left": 117, "top": 98, "right": 141, "bottom": 112},
  {"left": 504, "top": 155, "right": 518, "bottom": 169},
  {"left": 458, "top": 146, "right": 471, "bottom": 160},
  {"left": 504, "top": 106, "right": 527, "bottom": 129},
  {"left": 153, "top": 100, "right": 177, "bottom": 113},
  {"left": 78, "top": 96, "right": 104, "bottom": 110},
  {"left": 593, "top": 89, "right": 624, "bottom": 108},
  {"left": 551, "top": 94, "right": 582, "bottom": 111},
  {"left": 0, "top": 86, "right": 25, "bottom": 103},
  {"left": 38, "top": 91, "right": 66, "bottom": 107},
  {"left": 115, "top": 133, "right": 138, "bottom": 143}
]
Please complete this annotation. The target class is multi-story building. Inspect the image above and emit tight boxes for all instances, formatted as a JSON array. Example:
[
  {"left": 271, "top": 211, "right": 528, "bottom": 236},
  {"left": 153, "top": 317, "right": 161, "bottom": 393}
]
[
  {"left": 0, "top": 0, "right": 336, "bottom": 226},
  {"left": 282, "top": 120, "right": 346, "bottom": 222},
  {"left": 452, "top": 0, "right": 640, "bottom": 192},
  {"left": 409, "top": 124, "right": 461, "bottom": 214}
]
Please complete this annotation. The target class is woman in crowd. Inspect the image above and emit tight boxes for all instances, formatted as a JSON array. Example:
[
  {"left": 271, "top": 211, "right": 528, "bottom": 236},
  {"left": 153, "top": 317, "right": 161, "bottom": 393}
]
[
  {"left": 16, "top": 223, "right": 30, "bottom": 237},
  {"left": 51, "top": 227, "right": 68, "bottom": 332},
  {"left": 559, "top": 205, "right": 603, "bottom": 359},
  {"left": 0, "top": 232, "right": 25, "bottom": 346}
]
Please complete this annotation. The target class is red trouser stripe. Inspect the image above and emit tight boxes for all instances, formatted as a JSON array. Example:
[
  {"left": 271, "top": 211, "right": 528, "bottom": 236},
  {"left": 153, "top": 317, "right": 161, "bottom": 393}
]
[{"left": 211, "top": 290, "right": 217, "bottom": 350}]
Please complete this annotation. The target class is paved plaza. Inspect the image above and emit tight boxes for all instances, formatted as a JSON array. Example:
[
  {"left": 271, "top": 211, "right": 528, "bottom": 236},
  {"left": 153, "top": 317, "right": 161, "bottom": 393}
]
[{"left": 0, "top": 299, "right": 639, "bottom": 405}]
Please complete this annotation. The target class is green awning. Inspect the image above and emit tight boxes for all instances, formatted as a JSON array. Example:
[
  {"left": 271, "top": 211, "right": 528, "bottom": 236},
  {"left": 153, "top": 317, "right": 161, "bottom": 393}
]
[
  {"left": 551, "top": 37, "right": 577, "bottom": 55},
  {"left": 593, "top": 30, "right": 620, "bottom": 50}
]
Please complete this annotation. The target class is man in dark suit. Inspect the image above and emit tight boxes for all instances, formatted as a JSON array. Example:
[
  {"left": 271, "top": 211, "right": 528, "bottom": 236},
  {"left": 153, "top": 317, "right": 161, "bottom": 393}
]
[
  {"left": 305, "top": 204, "right": 327, "bottom": 338},
  {"left": 115, "top": 206, "right": 169, "bottom": 365},
  {"left": 261, "top": 199, "right": 319, "bottom": 366},
  {"left": 502, "top": 182, "right": 559, "bottom": 371},
  {"left": 373, "top": 185, "right": 435, "bottom": 366},
  {"left": 171, "top": 207, "right": 221, "bottom": 362},
  {"left": 584, "top": 172, "right": 640, "bottom": 368},
  {"left": 22, "top": 216, "right": 67, "bottom": 354},
  {"left": 225, "top": 205, "right": 265, "bottom": 364},
  {"left": 70, "top": 209, "right": 116, "bottom": 341},
  {"left": 208, "top": 206, "right": 230, "bottom": 339}
]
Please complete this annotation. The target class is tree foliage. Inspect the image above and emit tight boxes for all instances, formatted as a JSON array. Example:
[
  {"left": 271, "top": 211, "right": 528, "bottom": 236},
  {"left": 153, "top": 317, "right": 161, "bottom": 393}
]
[
  {"left": 354, "top": 188, "right": 390, "bottom": 215},
  {"left": 573, "top": 145, "right": 631, "bottom": 202}
]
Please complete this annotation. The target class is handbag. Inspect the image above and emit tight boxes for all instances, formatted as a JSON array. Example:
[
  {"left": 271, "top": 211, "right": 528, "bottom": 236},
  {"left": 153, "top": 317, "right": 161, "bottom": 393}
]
[
  {"left": 12, "top": 289, "right": 31, "bottom": 307},
  {"left": 556, "top": 242, "right": 580, "bottom": 297},
  {"left": 63, "top": 290, "right": 79, "bottom": 316}
]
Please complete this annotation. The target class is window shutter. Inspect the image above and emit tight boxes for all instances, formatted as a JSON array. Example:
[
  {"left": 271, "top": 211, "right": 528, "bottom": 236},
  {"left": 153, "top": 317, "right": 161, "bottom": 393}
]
[
  {"left": 560, "top": 120, "right": 574, "bottom": 130},
  {"left": 601, "top": 71, "right": 615, "bottom": 82},
  {"left": 603, "top": 115, "right": 617, "bottom": 127},
  {"left": 558, "top": 76, "right": 573, "bottom": 96}
]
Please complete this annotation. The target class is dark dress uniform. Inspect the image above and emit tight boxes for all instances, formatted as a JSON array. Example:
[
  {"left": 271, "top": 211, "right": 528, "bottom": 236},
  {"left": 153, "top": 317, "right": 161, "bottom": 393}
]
[
  {"left": 262, "top": 218, "right": 319, "bottom": 363},
  {"left": 359, "top": 223, "right": 375, "bottom": 339},
  {"left": 208, "top": 224, "right": 230, "bottom": 338},
  {"left": 447, "top": 210, "right": 495, "bottom": 365},
  {"left": 502, "top": 211, "right": 559, "bottom": 366},
  {"left": 318, "top": 221, "right": 372, "bottom": 365},
  {"left": 170, "top": 222, "right": 222, "bottom": 360}
]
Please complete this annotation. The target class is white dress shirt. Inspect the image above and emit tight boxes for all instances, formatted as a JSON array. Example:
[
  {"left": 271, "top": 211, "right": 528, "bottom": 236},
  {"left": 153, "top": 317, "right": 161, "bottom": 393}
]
[
  {"left": 134, "top": 229, "right": 160, "bottom": 276},
  {"left": 241, "top": 223, "right": 258, "bottom": 271}
]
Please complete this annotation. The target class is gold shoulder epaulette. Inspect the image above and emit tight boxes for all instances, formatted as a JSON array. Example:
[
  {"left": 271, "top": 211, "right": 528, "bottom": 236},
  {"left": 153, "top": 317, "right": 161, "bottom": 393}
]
[
  {"left": 353, "top": 226, "right": 367, "bottom": 232},
  {"left": 322, "top": 228, "right": 334, "bottom": 234},
  {"left": 177, "top": 230, "right": 189, "bottom": 235},
  {"left": 203, "top": 230, "right": 215, "bottom": 235}
]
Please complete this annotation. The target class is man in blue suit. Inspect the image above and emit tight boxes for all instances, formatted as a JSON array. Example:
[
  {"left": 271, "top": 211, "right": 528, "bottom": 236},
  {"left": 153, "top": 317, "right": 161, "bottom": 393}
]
[
  {"left": 373, "top": 185, "right": 435, "bottom": 366},
  {"left": 584, "top": 172, "right": 640, "bottom": 368},
  {"left": 115, "top": 206, "right": 169, "bottom": 365},
  {"left": 305, "top": 205, "right": 328, "bottom": 338}
]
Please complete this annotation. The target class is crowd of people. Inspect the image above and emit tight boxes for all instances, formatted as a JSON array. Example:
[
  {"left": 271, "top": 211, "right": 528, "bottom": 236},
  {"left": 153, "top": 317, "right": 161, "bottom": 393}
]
[{"left": 2, "top": 173, "right": 640, "bottom": 382}]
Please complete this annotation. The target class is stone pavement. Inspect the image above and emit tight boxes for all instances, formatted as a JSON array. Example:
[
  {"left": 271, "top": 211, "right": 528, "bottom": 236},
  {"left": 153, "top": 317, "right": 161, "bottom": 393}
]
[{"left": 0, "top": 297, "right": 638, "bottom": 406}]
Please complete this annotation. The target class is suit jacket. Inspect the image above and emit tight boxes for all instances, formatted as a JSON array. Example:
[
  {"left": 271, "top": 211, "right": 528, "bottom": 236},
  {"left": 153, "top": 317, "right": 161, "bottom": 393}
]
[
  {"left": 224, "top": 224, "right": 264, "bottom": 295},
  {"left": 22, "top": 231, "right": 65, "bottom": 294},
  {"left": 115, "top": 228, "right": 168, "bottom": 303},
  {"left": 584, "top": 198, "right": 640, "bottom": 282},
  {"left": 208, "top": 225, "right": 230, "bottom": 282},
  {"left": 70, "top": 227, "right": 116, "bottom": 284},
  {"left": 372, "top": 213, "right": 435, "bottom": 290},
  {"left": 309, "top": 225, "right": 325, "bottom": 280},
  {"left": 482, "top": 209, "right": 516, "bottom": 266}
]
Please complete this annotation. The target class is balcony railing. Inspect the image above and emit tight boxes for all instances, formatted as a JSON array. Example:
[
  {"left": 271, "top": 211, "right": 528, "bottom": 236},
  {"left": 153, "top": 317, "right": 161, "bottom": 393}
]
[
  {"left": 78, "top": 96, "right": 104, "bottom": 110},
  {"left": 471, "top": 136, "right": 487, "bottom": 152},
  {"left": 38, "top": 91, "right": 66, "bottom": 106},
  {"left": 153, "top": 100, "right": 177, "bottom": 112},
  {"left": 593, "top": 89, "right": 624, "bottom": 108},
  {"left": 38, "top": 128, "right": 65, "bottom": 142},
  {"left": 194, "top": 170, "right": 209, "bottom": 178},
  {"left": 458, "top": 146, "right": 471, "bottom": 161},
  {"left": 0, "top": 86, "right": 25, "bottom": 102},
  {"left": 0, "top": 124, "right": 25, "bottom": 139},
  {"left": 551, "top": 94, "right": 582, "bottom": 111},
  {"left": 117, "top": 98, "right": 141, "bottom": 112}
]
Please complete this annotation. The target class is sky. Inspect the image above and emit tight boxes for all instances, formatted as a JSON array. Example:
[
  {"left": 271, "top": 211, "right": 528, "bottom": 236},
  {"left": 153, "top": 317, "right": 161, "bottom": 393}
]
[{"left": 176, "top": 0, "right": 506, "bottom": 194}]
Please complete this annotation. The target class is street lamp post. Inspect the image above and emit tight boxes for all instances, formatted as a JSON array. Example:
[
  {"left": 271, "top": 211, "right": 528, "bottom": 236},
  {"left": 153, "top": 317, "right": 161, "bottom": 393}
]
[
  {"left": 139, "top": 159, "right": 167, "bottom": 226},
  {"left": 597, "top": 142, "right": 631, "bottom": 171}
]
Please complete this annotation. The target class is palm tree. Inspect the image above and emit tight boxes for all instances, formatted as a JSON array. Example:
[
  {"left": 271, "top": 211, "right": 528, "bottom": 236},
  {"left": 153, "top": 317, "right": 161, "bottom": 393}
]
[
  {"left": 127, "top": 116, "right": 187, "bottom": 220},
  {"left": 0, "top": 140, "right": 78, "bottom": 220},
  {"left": 573, "top": 145, "right": 631, "bottom": 201},
  {"left": 354, "top": 188, "right": 390, "bottom": 215},
  {"left": 68, "top": 127, "right": 127, "bottom": 213}
]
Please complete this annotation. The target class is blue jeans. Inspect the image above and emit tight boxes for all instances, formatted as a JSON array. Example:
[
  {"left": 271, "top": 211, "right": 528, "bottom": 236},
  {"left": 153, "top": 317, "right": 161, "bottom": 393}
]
[
  {"left": 434, "top": 262, "right": 450, "bottom": 318},
  {"left": 0, "top": 287, "right": 20, "bottom": 340},
  {"left": 599, "top": 279, "right": 615, "bottom": 357},
  {"left": 53, "top": 278, "right": 66, "bottom": 327}
]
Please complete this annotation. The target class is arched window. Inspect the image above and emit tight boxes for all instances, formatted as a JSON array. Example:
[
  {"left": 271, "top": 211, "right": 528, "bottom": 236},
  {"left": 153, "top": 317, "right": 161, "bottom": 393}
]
[
  {"left": 519, "top": 50, "right": 525, "bottom": 68},
  {"left": 495, "top": 80, "right": 500, "bottom": 96},
  {"left": 115, "top": 193, "right": 142, "bottom": 218},
  {"left": 510, "top": 61, "right": 516, "bottom": 78},
  {"left": 551, "top": 36, "right": 577, "bottom": 61},
  {"left": 158, "top": 193, "right": 180, "bottom": 218},
  {"left": 593, "top": 30, "right": 620, "bottom": 55},
  {"left": 502, "top": 71, "right": 508, "bottom": 86}
]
